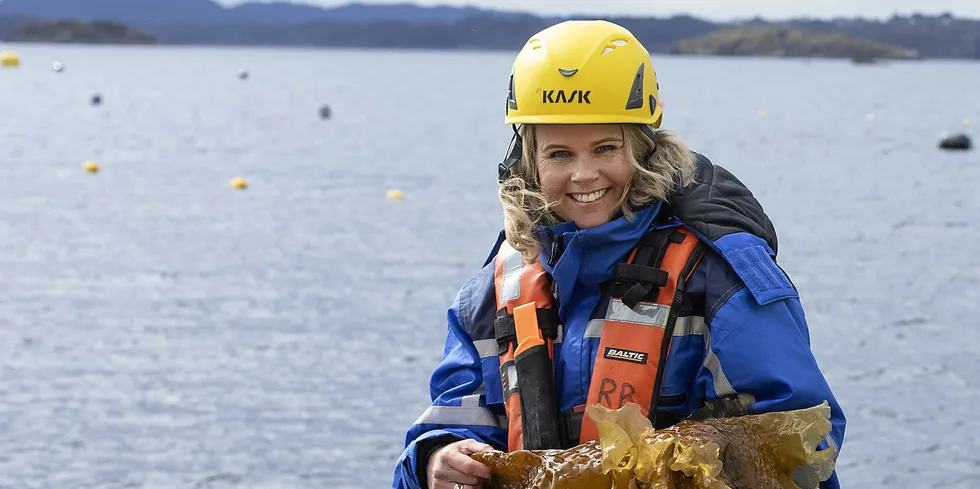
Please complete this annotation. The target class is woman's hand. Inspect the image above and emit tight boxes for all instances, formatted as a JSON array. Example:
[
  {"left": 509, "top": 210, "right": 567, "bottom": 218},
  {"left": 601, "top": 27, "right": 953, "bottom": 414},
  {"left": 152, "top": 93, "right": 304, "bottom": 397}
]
[{"left": 426, "top": 439, "right": 495, "bottom": 489}]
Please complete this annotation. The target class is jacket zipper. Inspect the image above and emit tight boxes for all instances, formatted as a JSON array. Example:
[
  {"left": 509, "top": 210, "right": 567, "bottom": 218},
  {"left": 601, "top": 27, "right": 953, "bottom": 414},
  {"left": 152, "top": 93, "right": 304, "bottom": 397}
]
[
  {"left": 547, "top": 231, "right": 565, "bottom": 321},
  {"left": 548, "top": 233, "right": 564, "bottom": 268}
]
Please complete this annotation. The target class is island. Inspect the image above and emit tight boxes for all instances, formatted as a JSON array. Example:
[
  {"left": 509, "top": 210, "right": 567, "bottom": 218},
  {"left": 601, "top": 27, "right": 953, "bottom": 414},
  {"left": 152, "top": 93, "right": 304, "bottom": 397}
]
[
  {"left": 4, "top": 20, "right": 157, "bottom": 44},
  {"left": 668, "top": 25, "right": 919, "bottom": 60}
]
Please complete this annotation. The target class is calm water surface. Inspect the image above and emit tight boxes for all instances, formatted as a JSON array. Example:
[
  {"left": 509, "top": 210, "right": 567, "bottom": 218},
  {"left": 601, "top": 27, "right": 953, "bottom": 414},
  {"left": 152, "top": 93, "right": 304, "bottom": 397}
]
[{"left": 0, "top": 44, "right": 979, "bottom": 488}]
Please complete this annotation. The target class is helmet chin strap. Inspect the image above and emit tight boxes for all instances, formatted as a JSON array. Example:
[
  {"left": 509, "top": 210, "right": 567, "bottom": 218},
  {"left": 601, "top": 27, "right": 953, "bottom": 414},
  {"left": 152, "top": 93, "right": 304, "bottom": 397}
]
[
  {"left": 639, "top": 124, "right": 658, "bottom": 161},
  {"left": 498, "top": 124, "right": 523, "bottom": 183}
]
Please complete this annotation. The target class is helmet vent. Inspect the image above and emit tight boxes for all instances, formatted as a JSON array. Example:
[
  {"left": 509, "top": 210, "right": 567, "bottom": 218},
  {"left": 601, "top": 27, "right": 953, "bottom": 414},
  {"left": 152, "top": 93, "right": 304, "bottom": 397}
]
[
  {"left": 624, "top": 63, "right": 645, "bottom": 110},
  {"left": 602, "top": 39, "right": 629, "bottom": 56}
]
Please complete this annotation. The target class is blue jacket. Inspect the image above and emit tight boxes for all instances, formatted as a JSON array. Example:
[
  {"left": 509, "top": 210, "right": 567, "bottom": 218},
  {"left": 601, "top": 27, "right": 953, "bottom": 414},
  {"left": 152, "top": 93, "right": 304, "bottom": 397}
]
[{"left": 392, "top": 155, "right": 845, "bottom": 489}]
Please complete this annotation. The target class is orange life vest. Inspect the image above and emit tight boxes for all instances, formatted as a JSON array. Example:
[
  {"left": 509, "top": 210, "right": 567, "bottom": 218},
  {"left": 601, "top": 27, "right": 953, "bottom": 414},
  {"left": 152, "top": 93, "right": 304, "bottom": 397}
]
[
  {"left": 492, "top": 226, "right": 705, "bottom": 451},
  {"left": 492, "top": 241, "right": 562, "bottom": 451}
]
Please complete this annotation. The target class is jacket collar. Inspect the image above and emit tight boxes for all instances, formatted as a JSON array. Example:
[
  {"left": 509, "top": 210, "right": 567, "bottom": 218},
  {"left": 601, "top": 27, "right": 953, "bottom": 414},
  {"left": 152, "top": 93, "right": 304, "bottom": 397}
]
[
  {"left": 482, "top": 202, "right": 664, "bottom": 282},
  {"left": 538, "top": 202, "right": 663, "bottom": 310},
  {"left": 538, "top": 202, "right": 662, "bottom": 267}
]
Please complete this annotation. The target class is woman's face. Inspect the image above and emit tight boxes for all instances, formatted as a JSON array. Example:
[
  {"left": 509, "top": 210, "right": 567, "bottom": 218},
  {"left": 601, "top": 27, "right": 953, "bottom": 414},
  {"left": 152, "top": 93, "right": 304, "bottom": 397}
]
[{"left": 535, "top": 124, "right": 633, "bottom": 229}]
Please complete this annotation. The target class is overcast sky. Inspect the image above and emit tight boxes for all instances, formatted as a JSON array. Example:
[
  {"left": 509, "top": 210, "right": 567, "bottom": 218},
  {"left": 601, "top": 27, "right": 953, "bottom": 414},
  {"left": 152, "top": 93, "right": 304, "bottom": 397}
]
[{"left": 221, "top": 0, "right": 979, "bottom": 21}]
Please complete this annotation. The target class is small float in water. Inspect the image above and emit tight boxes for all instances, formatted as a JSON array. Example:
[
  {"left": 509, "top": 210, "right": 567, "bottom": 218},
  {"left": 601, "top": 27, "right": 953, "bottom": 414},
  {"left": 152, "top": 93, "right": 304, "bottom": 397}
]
[
  {"left": 851, "top": 54, "right": 877, "bottom": 65},
  {"left": 0, "top": 51, "right": 20, "bottom": 67},
  {"left": 229, "top": 177, "right": 248, "bottom": 190},
  {"left": 938, "top": 133, "right": 972, "bottom": 151}
]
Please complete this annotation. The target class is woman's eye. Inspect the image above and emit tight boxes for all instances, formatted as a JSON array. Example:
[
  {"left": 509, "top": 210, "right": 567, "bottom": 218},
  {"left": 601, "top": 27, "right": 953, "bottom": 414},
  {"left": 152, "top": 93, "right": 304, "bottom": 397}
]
[
  {"left": 596, "top": 145, "right": 616, "bottom": 153},
  {"left": 549, "top": 150, "right": 571, "bottom": 159}
]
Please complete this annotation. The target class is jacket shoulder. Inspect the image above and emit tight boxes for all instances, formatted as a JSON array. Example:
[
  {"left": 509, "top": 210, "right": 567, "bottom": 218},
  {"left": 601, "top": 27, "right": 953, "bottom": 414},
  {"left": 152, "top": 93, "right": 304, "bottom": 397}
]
[
  {"left": 687, "top": 240, "right": 800, "bottom": 322},
  {"left": 664, "top": 151, "right": 796, "bottom": 307},
  {"left": 455, "top": 258, "right": 500, "bottom": 343},
  {"left": 668, "top": 152, "right": 779, "bottom": 255}
]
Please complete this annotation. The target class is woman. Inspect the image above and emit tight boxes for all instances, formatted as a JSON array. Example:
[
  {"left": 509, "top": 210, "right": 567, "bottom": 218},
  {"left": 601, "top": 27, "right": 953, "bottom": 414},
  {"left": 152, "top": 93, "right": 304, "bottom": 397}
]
[{"left": 392, "top": 20, "right": 845, "bottom": 489}]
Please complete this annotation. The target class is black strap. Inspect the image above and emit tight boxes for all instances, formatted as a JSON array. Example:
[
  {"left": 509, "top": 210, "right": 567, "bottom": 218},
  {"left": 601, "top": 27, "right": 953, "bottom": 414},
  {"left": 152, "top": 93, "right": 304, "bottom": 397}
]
[
  {"left": 648, "top": 241, "right": 707, "bottom": 428},
  {"left": 558, "top": 410, "right": 584, "bottom": 448},
  {"left": 609, "top": 228, "right": 686, "bottom": 308},
  {"left": 494, "top": 308, "right": 560, "bottom": 355},
  {"left": 612, "top": 263, "right": 669, "bottom": 285}
]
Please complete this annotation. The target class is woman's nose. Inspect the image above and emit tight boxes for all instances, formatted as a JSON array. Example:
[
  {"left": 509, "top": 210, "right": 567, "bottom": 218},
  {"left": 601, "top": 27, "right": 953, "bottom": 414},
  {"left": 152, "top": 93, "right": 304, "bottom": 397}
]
[{"left": 569, "top": 156, "right": 599, "bottom": 183}]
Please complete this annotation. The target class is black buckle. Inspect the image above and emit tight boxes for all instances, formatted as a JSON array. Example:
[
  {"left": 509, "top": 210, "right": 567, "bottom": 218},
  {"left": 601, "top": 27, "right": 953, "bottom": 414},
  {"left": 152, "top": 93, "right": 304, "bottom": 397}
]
[
  {"left": 535, "top": 308, "right": 559, "bottom": 340},
  {"left": 611, "top": 263, "right": 669, "bottom": 308},
  {"left": 494, "top": 308, "right": 559, "bottom": 355},
  {"left": 493, "top": 313, "right": 516, "bottom": 355}
]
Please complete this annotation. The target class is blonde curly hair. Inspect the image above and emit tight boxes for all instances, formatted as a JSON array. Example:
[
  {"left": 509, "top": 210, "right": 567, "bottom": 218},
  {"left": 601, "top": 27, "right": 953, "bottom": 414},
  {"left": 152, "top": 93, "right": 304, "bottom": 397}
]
[{"left": 497, "top": 124, "right": 696, "bottom": 262}]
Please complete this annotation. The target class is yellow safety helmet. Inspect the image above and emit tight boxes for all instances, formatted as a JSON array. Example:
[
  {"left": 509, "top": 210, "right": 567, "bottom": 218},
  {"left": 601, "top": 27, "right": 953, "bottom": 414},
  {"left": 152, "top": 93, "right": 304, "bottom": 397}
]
[{"left": 504, "top": 20, "right": 662, "bottom": 127}]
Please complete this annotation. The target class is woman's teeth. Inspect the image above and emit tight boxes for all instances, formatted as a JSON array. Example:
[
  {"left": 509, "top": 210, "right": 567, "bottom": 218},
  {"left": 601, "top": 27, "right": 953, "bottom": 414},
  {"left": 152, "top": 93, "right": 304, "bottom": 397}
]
[{"left": 569, "top": 188, "right": 608, "bottom": 203}]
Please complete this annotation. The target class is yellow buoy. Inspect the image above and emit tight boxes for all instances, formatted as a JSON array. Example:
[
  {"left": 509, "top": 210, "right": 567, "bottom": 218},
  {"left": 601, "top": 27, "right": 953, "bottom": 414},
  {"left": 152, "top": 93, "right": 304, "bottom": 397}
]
[
  {"left": 82, "top": 160, "right": 99, "bottom": 173},
  {"left": 230, "top": 177, "right": 248, "bottom": 190},
  {"left": 865, "top": 113, "right": 875, "bottom": 121},
  {"left": 386, "top": 189, "right": 404, "bottom": 200},
  {"left": 757, "top": 109, "right": 768, "bottom": 118},
  {"left": 0, "top": 51, "right": 20, "bottom": 67}
]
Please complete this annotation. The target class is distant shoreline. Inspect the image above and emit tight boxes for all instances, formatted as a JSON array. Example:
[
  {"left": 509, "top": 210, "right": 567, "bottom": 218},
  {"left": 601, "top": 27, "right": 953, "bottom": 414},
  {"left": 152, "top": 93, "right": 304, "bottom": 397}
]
[
  {"left": 5, "top": 20, "right": 157, "bottom": 44},
  {"left": 668, "top": 25, "right": 919, "bottom": 60},
  {"left": 0, "top": 39, "right": 944, "bottom": 62},
  {"left": 1, "top": 11, "right": 977, "bottom": 60}
]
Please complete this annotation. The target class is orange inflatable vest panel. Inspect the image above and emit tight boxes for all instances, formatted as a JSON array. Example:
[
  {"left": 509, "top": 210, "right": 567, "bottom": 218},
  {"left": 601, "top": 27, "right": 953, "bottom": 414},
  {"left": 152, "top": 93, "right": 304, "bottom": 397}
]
[
  {"left": 577, "top": 227, "right": 702, "bottom": 442},
  {"left": 492, "top": 242, "right": 561, "bottom": 451}
]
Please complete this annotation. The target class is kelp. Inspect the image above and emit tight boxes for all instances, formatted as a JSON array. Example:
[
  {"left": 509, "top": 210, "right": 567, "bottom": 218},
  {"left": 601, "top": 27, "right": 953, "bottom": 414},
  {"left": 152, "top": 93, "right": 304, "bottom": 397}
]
[{"left": 472, "top": 402, "right": 836, "bottom": 489}]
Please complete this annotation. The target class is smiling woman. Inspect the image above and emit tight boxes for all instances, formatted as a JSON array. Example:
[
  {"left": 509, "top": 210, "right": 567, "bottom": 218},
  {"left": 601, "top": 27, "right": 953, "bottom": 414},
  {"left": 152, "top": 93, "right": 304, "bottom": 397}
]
[
  {"left": 499, "top": 123, "right": 695, "bottom": 260},
  {"left": 392, "top": 19, "right": 846, "bottom": 489}
]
